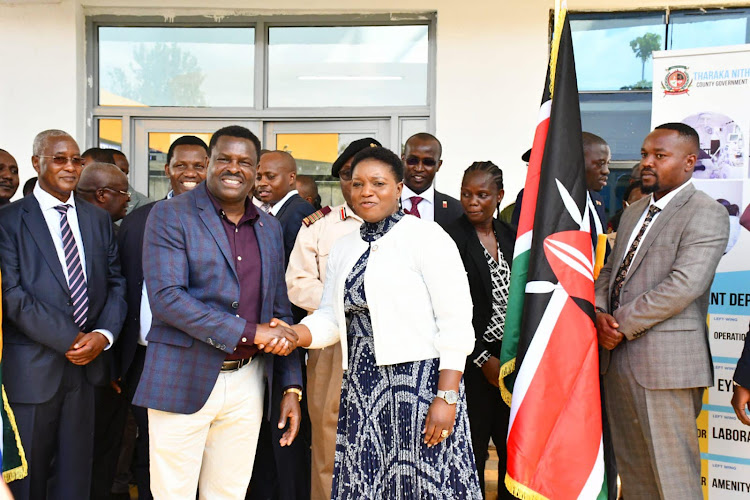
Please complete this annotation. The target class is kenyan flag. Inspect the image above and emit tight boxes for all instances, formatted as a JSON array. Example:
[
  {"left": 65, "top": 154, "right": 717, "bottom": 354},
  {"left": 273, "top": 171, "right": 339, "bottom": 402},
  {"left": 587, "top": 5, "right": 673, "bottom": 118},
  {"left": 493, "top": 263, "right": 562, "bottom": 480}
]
[
  {"left": 498, "top": 9, "right": 611, "bottom": 500},
  {"left": 0, "top": 269, "right": 27, "bottom": 483}
]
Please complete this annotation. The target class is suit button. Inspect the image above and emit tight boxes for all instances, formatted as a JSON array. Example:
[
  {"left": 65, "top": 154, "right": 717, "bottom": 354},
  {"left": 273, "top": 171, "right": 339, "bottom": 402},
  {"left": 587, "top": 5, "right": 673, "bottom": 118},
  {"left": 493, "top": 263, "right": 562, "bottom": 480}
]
[
  {"left": 67, "top": 300, "right": 73, "bottom": 306},
  {"left": 207, "top": 337, "right": 214, "bottom": 345},
  {"left": 372, "top": 244, "right": 378, "bottom": 252},
  {"left": 231, "top": 301, "right": 239, "bottom": 309}
]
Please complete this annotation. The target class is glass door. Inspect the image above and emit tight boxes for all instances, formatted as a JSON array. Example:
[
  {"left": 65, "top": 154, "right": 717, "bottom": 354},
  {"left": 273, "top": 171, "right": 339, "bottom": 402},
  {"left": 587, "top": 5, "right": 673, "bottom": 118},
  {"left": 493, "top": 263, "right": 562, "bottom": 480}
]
[
  {"left": 133, "top": 119, "right": 261, "bottom": 200},
  {"left": 264, "top": 120, "right": 389, "bottom": 207}
]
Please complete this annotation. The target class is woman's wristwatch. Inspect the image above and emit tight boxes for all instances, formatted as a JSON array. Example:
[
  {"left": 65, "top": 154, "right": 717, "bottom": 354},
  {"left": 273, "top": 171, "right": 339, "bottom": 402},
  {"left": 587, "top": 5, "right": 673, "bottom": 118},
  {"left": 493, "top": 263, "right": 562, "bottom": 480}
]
[{"left": 436, "top": 390, "right": 459, "bottom": 405}]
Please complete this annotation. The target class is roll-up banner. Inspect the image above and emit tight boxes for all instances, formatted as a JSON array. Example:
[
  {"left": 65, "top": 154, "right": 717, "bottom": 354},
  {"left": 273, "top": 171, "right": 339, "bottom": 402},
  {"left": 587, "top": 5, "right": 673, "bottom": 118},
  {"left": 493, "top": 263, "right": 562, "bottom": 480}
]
[{"left": 652, "top": 45, "right": 750, "bottom": 499}]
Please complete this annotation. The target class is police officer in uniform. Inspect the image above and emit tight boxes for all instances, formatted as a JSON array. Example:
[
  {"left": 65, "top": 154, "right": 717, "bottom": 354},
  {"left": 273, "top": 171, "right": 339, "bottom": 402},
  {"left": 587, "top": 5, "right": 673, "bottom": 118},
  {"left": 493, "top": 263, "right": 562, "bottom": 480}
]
[{"left": 285, "top": 138, "right": 379, "bottom": 500}]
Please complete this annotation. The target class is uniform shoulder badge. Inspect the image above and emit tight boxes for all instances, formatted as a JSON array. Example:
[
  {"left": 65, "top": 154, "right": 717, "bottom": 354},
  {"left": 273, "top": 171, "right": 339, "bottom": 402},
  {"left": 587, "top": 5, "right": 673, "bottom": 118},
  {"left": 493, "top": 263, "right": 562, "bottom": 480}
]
[{"left": 302, "top": 206, "right": 332, "bottom": 227}]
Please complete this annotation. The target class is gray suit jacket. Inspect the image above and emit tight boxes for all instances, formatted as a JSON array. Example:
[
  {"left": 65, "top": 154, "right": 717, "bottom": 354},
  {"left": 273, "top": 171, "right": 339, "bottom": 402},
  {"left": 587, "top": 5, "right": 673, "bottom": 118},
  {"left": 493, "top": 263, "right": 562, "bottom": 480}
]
[{"left": 595, "top": 183, "right": 729, "bottom": 390}]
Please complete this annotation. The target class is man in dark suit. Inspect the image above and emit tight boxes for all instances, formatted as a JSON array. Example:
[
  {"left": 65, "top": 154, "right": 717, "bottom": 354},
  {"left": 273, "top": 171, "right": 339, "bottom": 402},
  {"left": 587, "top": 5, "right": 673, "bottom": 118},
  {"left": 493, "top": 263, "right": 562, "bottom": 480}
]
[
  {"left": 250, "top": 149, "right": 313, "bottom": 500},
  {"left": 133, "top": 126, "right": 302, "bottom": 499},
  {"left": 110, "top": 135, "right": 209, "bottom": 500},
  {"left": 0, "top": 129, "right": 127, "bottom": 500},
  {"left": 400, "top": 133, "right": 463, "bottom": 228},
  {"left": 76, "top": 162, "right": 131, "bottom": 224},
  {"left": 732, "top": 329, "right": 750, "bottom": 426},
  {"left": 0, "top": 149, "right": 20, "bottom": 207},
  {"left": 255, "top": 150, "right": 316, "bottom": 266}
]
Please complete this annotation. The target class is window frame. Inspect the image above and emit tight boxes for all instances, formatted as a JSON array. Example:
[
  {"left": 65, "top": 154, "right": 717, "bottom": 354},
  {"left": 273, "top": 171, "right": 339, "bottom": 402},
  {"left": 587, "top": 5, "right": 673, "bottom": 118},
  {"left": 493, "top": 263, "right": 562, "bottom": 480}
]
[{"left": 85, "top": 12, "right": 437, "bottom": 160}]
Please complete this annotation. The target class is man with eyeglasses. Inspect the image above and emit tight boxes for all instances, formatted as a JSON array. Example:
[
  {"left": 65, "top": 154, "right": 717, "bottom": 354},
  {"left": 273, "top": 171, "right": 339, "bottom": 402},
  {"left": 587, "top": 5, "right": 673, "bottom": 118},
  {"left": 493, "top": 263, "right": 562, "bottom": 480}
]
[
  {"left": 110, "top": 134, "right": 209, "bottom": 500},
  {"left": 0, "top": 129, "right": 127, "bottom": 500},
  {"left": 401, "top": 132, "right": 462, "bottom": 228},
  {"left": 285, "top": 137, "right": 374, "bottom": 500},
  {"left": 76, "top": 162, "right": 131, "bottom": 223}
]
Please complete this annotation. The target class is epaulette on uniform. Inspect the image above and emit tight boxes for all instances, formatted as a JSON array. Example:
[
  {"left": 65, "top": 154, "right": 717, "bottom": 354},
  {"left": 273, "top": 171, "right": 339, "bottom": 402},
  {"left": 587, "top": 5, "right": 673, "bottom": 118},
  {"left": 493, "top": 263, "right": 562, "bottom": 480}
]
[{"left": 302, "top": 206, "right": 332, "bottom": 227}]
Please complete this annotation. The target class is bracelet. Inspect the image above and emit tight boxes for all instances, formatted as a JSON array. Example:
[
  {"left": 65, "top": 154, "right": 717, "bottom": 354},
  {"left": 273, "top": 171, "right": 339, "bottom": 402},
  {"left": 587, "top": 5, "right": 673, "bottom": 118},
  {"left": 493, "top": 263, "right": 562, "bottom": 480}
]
[
  {"left": 595, "top": 307, "right": 607, "bottom": 314},
  {"left": 283, "top": 388, "right": 303, "bottom": 402}
]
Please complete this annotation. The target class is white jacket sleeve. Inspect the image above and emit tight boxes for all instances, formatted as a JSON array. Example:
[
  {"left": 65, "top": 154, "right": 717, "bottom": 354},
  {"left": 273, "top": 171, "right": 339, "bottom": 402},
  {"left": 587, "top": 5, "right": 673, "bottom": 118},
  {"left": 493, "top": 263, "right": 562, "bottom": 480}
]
[
  {"left": 300, "top": 243, "right": 341, "bottom": 349},
  {"left": 420, "top": 225, "right": 475, "bottom": 371}
]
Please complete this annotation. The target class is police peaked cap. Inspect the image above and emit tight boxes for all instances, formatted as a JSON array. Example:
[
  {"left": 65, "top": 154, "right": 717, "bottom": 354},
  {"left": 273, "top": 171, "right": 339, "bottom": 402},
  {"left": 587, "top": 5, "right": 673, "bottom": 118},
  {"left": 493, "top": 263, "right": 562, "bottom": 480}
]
[{"left": 331, "top": 137, "right": 382, "bottom": 178}]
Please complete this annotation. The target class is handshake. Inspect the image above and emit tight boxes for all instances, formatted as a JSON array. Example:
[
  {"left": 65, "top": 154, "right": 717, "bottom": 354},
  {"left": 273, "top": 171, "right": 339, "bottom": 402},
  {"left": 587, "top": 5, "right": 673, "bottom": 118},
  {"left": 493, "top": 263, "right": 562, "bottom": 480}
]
[{"left": 254, "top": 318, "right": 299, "bottom": 356}]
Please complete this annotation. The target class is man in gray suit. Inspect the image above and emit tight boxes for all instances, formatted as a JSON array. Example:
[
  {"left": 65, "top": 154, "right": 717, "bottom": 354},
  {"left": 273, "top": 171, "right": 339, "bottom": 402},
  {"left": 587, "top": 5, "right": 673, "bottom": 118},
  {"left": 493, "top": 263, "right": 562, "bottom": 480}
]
[{"left": 594, "top": 122, "right": 729, "bottom": 499}]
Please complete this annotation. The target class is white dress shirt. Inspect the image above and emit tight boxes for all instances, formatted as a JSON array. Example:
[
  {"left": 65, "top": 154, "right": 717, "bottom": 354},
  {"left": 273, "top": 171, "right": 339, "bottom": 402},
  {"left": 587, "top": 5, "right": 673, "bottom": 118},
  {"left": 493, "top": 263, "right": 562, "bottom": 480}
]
[
  {"left": 139, "top": 283, "right": 152, "bottom": 346},
  {"left": 270, "top": 189, "right": 299, "bottom": 216},
  {"left": 33, "top": 183, "right": 113, "bottom": 348},
  {"left": 621, "top": 179, "right": 693, "bottom": 273},
  {"left": 401, "top": 184, "right": 435, "bottom": 222}
]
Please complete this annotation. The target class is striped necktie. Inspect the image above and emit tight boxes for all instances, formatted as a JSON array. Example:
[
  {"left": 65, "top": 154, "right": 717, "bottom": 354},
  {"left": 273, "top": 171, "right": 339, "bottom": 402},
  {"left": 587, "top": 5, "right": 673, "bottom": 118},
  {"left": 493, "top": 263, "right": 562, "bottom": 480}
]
[{"left": 55, "top": 204, "right": 89, "bottom": 329}]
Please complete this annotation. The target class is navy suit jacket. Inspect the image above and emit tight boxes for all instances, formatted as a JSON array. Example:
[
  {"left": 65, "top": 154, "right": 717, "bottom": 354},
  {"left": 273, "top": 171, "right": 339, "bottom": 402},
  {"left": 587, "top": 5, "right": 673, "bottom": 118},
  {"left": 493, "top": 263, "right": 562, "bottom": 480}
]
[
  {"left": 735, "top": 328, "right": 750, "bottom": 388},
  {"left": 0, "top": 194, "right": 127, "bottom": 404},
  {"left": 115, "top": 200, "right": 157, "bottom": 380},
  {"left": 275, "top": 193, "right": 315, "bottom": 266},
  {"left": 133, "top": 184, "right": 302, "bottom": 415}
]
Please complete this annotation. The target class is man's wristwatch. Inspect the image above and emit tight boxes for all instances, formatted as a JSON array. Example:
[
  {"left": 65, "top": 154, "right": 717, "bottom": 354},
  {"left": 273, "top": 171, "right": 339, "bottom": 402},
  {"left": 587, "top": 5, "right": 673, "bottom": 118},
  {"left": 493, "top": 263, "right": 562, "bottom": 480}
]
[
  {"left": 436, "top": 389, "right": 459, "bottom": 405},
  {"left": 283, "top": 388, "right": 303, "bottom": 402}
]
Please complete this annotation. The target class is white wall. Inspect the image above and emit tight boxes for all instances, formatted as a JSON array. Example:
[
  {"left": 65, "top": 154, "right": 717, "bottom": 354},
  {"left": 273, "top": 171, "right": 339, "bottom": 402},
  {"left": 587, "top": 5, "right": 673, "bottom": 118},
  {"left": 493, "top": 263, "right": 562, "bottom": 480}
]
[{"left": 0, "top": 0, "right": 742, "bottom": 204}]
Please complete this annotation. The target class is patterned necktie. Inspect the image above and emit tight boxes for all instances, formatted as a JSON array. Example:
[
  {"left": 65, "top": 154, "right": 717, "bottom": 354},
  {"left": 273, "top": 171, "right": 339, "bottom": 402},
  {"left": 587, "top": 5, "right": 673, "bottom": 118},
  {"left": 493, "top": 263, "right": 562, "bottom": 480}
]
[
  {"left": 55, "top": 204, "right": 89, "bottom": 329},
  {"left": 610, "top": 205, "right": 661, "bottom": 311},
  {"left": 260, "top": 202, "right": 272, "bottom": 214},
  {"left": 407, "top": 196, "right": 423, "bottom": 218}
]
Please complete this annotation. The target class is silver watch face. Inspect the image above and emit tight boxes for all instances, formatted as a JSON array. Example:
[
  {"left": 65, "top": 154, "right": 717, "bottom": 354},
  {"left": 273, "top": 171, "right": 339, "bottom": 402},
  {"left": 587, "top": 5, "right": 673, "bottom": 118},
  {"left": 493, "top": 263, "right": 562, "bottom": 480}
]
[{"left": 441, "top": 390, "right": 459, "bottom": 405}]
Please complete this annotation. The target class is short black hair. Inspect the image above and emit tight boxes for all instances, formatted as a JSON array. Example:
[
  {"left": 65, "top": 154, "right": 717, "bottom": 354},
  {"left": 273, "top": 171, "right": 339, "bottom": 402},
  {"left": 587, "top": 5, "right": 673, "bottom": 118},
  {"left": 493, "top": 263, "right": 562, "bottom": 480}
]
[
  {"left": 582, "top": 132, "right": 608, "bottom": 152},
  {"left": 167, "top": 135, "right": 209, "bottom": 164},
  {"left": 404, "top": 132, "right": 442, "bottom": 158},
  {"left": 208, "top": 126, "right": 262, "bottom": 162},
  {"left": 350, "top": 147, "right": 404, "bottom": 182},
  {"left": 464, "top": 161, "right": 503, "bottom": 191},
  {"left": 655, "top": 122, "right": 700, "bottom": 155},
  {"left": 82, "top": 147, "right": 116, "bottom": 164}
]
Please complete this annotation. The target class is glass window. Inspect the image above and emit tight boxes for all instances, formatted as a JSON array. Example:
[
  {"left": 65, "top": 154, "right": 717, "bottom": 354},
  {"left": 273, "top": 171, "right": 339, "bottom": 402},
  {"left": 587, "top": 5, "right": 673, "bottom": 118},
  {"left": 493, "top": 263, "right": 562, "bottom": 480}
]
[
  {"left": 267, "top": 25, "right": 429, "bottom": 107},
  {"left": 99, "top": 27, "right": 254, "bottom": 107},
  {"left": 400, "top": 118, "right": 429, "bottom": 155},
  {"left": 579, "top": 92, "right": 652, "bottom": 161},
  {"left": 669, "top": 9, "right": 750, "bottom": 50},
  {"left": 147, "top": 131, "right": 212, "bottom": 199},
  {"left": 98, "top": 118, "right": 122, "bottom": 150},
  {"left": 571, "top": 13, "right": 666, "bottom": 91}
]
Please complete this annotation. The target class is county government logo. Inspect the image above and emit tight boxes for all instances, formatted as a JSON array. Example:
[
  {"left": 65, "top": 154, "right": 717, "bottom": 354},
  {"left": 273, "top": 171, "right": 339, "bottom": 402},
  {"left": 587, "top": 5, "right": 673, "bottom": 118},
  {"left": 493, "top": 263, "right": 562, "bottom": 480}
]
[{"left": 662, "top": 65, "right": 693, "bottom": 95}]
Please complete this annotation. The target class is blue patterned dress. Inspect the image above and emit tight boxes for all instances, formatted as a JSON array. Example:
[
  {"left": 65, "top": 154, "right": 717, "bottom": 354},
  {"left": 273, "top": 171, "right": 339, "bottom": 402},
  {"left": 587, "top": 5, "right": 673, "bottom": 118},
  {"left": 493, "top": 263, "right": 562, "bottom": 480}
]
[{"left": 331, "top": 210, "right": 482, "bottom": 500}]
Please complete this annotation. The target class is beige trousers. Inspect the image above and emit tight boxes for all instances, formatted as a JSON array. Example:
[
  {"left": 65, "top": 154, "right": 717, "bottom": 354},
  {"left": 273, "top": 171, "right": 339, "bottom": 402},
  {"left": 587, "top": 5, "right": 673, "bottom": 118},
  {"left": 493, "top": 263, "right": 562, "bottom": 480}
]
[
  {"left": 307, "top": 343, "right": 343, "bottom": 500},
  {"left": 148, "top": 357, "right": 265, "bottom": 500}
]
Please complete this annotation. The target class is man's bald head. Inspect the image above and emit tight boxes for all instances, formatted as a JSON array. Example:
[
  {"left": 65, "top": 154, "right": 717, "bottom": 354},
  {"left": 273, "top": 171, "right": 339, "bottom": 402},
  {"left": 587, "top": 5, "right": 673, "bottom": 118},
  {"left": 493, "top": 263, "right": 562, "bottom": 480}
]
[
  {"left": 256, "top": 151, "right": 298, "bottom": 205},
  {"left": 296, "top": 174, "right": 320, "bottom": 209},
  {"left": 76, "top": 162, "right": 130, "bottom": 221}
]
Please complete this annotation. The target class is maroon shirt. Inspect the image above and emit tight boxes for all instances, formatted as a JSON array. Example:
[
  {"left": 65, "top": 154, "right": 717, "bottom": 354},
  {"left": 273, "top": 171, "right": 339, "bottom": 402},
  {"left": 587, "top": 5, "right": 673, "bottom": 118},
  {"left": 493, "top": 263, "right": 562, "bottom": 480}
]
[{"left": 206, "top": 190, "right": 262, "bottom": 360}]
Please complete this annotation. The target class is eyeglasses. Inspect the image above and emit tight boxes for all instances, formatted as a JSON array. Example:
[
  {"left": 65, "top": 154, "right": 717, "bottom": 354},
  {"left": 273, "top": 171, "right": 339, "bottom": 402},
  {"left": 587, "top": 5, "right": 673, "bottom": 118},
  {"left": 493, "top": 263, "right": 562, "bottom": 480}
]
[
  {"left": 405, "top": 156, "right": 438, "bottom": 167},
  {"left": 339, "top": 169, "right": 353, "bottom": 181},
  {"left": 102, "top": 187, "right": 131, "bottom": 198},
  {"left": 37, "top": 155, "right": 85, "bottom": 167}
]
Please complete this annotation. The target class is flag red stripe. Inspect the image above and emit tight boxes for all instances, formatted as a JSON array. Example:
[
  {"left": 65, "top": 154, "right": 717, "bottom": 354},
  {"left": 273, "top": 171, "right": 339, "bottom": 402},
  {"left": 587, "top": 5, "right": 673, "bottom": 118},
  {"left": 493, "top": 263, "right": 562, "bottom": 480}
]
[
  {"left": 516, "top": 115, "right": 550, "bottom": 236},
  {"left": 507, "top": 298, "right": 602, "bottom": 498}
]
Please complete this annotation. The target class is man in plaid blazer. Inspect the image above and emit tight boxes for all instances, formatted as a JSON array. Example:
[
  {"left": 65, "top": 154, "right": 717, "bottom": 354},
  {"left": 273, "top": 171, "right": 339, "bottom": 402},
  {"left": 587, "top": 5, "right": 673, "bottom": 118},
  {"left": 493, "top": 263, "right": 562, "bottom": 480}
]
[
  {"left": 133, "top": 126, "right": 303, "bottom": 499},
  {"left": 595, "top": 123, "right": 729, "bottom": 500}
]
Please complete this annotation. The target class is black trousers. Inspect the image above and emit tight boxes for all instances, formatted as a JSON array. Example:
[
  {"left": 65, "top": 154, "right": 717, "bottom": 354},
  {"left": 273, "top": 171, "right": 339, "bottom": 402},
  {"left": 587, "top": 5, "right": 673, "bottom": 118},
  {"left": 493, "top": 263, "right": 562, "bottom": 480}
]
[
  {"left": 10, "top": 363, "right": 95, "bottom": 500},
  {"left": 127, "top": 346, "right": 153, "bottom": 500},
  {"left": 247, "top": 354, "right": 311, "bottom": 500},
  {"left": 91, "top": 380, "right": 128, "bottom": 499},
  {"left": 464, "top": 365, "right": 515, "bottom": 500}
]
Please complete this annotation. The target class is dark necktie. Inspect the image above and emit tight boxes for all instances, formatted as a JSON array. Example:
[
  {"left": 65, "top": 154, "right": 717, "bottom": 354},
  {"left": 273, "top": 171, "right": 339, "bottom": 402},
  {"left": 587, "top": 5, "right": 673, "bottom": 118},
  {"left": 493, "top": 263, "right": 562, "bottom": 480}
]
[
  {"left": 610, "top": 205, "right": 660, "bottom": 311},
  {"left": 55, "top": 204, "right": 89, "bottom": 329},
  {"left": 407, "top": 196, "right": 423, "bottom": 218}
]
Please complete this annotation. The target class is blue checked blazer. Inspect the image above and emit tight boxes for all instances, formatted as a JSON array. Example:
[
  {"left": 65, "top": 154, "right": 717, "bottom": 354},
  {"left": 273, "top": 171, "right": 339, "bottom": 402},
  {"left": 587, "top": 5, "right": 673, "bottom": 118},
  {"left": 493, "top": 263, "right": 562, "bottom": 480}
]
[{"left": 132, "top": 183, "right": 301, "bottom": 415}]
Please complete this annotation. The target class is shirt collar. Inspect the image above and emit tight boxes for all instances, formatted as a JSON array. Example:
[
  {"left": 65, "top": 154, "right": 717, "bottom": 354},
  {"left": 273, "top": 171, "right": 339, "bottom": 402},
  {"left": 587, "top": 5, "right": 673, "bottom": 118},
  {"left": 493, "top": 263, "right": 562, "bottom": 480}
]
[
  {"left": 650, "top": 179, "right": 693, "bottom": 210},
  {"left": 270, "top": 189, "right": 298, "bottom": 216},
  {"left": 343, "top": 204, "right": 363, "bottom": 223},
  {"left": 205, "top": 187, "right": 259, "bottom": 226},
  {"left": 33, "top": 182, "right": 76, "bottom": 211},
  {"left": 401, "top": 184, "right": 435, "bottom": 204},
  {"left": 166, "top": 190, "right": 174, "bottom": 199}
]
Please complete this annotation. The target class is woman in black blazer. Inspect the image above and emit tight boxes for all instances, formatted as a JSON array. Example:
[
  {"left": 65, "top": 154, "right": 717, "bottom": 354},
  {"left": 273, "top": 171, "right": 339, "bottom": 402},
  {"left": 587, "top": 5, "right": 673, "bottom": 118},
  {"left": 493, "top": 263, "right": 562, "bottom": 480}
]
[{"left": 445, "top": 161, "right": 515, "bottom": 500}]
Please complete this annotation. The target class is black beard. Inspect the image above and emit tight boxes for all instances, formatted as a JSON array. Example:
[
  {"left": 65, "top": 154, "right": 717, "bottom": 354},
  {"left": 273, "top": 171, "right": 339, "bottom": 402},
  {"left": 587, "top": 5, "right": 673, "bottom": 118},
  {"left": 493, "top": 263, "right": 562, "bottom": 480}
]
[{"left": 641, "top": 181, "right": 659, "bottom": 194}]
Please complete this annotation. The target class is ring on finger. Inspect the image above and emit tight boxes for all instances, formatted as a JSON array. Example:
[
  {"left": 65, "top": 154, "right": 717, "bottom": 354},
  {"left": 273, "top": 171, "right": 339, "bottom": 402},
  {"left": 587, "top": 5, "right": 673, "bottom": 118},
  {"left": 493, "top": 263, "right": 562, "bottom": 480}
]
[{"left": 440, "top": 429, "right": 450, "bottom": 438}]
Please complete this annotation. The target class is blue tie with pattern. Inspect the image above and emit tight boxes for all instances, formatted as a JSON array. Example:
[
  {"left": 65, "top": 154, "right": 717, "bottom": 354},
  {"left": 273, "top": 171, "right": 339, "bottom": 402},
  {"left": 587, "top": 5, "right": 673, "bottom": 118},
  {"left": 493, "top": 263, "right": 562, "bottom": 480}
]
[{"left": 55, "top": 204, "right": 89, "bottom": 329}]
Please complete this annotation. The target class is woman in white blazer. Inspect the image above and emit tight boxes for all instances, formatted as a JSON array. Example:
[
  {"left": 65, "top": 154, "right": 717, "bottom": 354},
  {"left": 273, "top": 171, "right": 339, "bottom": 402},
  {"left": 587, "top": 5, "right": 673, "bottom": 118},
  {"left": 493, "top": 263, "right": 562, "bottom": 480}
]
[{"left": 280, "top": 147, "right": 481, "bottom": 499}]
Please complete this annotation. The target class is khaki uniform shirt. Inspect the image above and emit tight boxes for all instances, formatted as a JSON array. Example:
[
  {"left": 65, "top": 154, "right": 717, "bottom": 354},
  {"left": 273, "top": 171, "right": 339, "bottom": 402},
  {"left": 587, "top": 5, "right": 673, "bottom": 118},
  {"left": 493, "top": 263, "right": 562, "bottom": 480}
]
[{"left": 286, "top": 204, "right": 363, "bottom": 312}]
